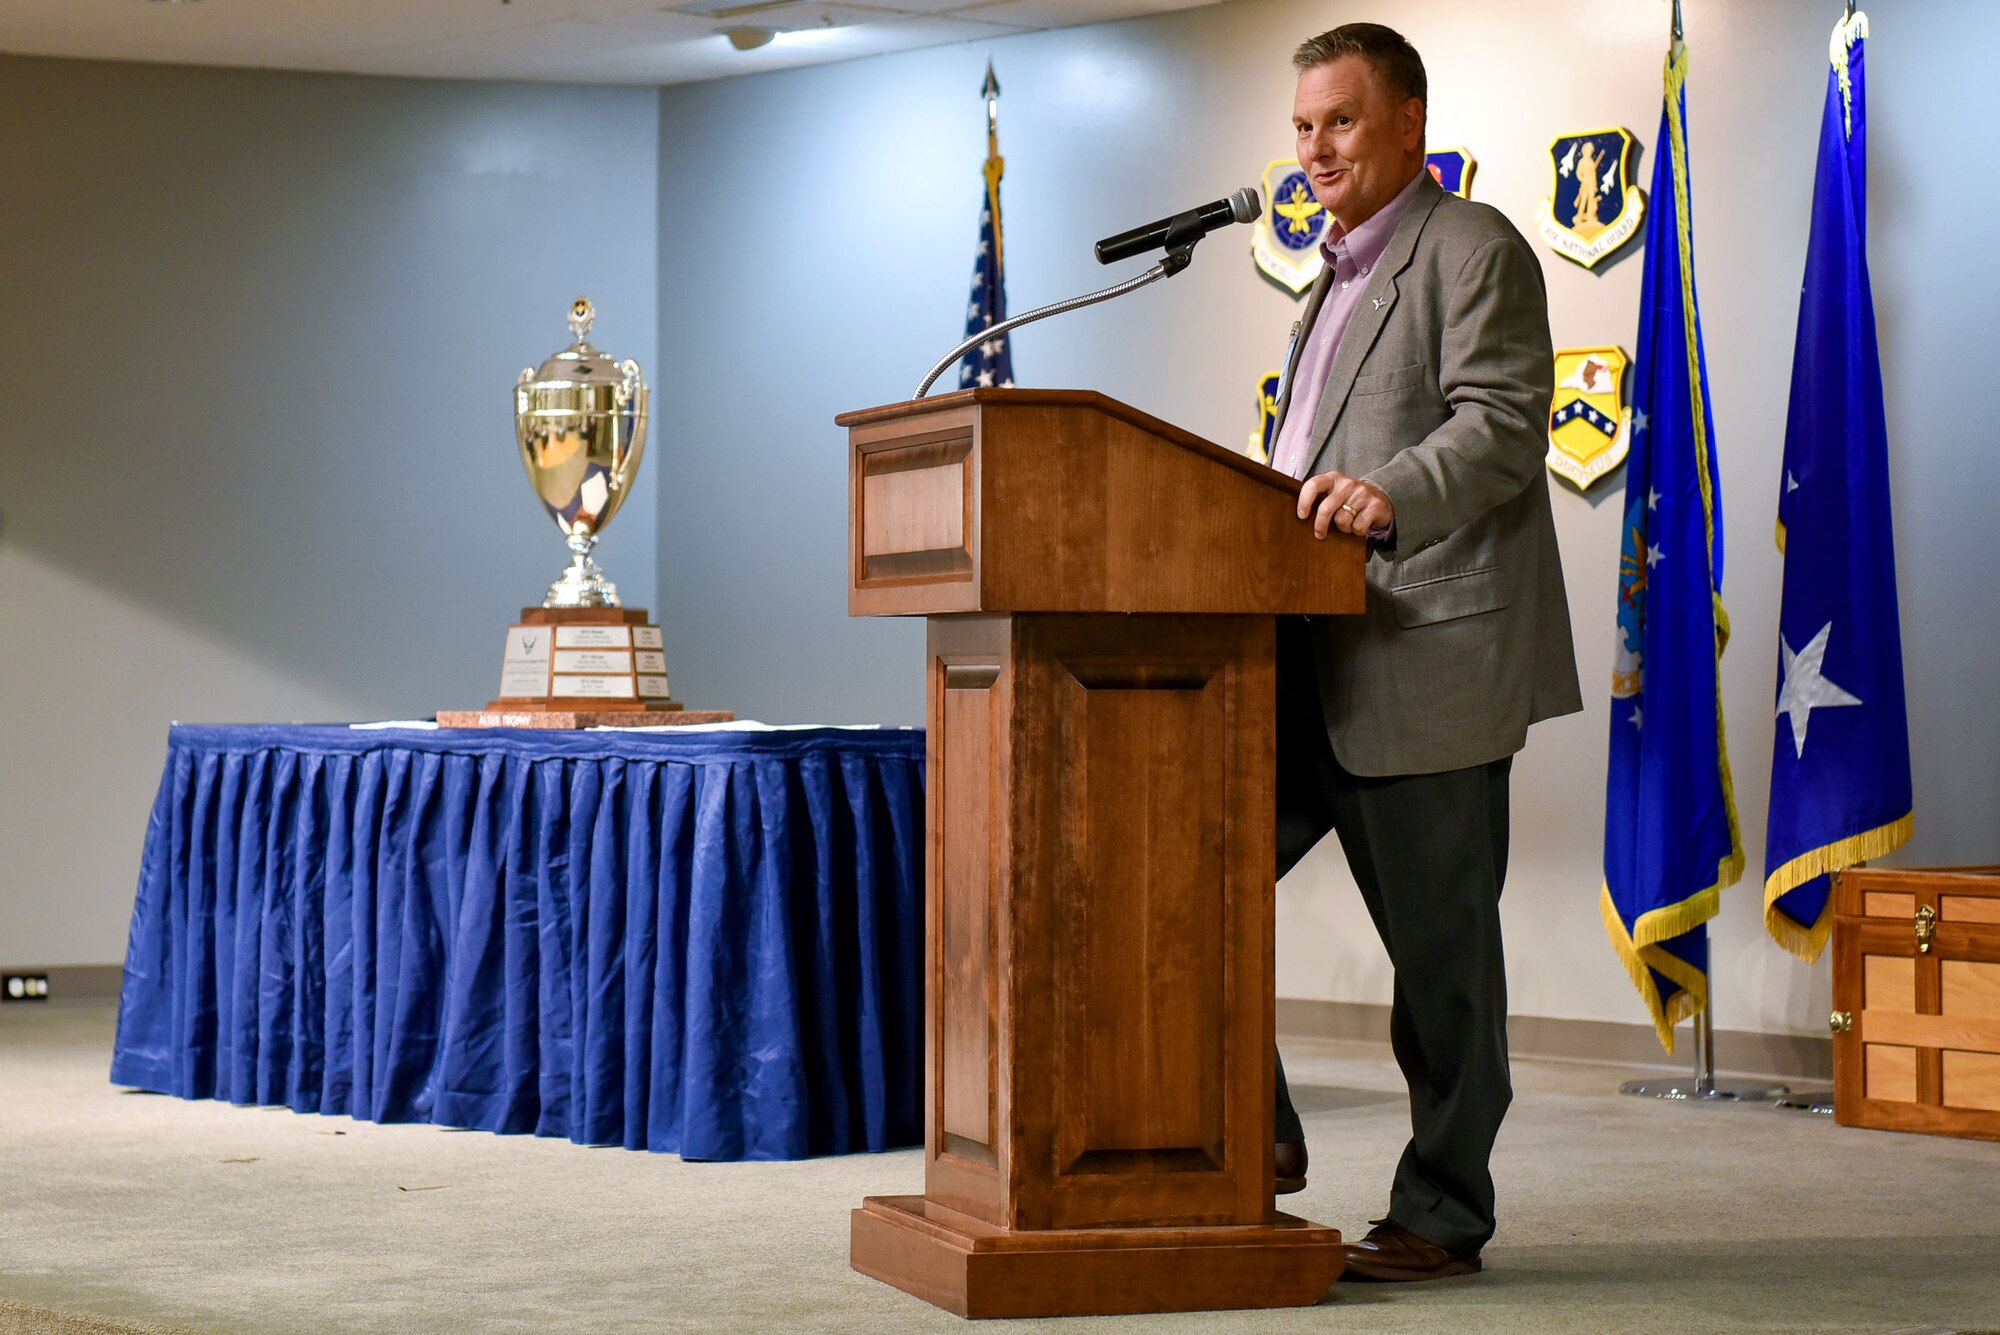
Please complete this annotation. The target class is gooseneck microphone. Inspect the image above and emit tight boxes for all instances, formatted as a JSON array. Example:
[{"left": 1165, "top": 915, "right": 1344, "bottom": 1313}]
[
  {"left": 913, "top": 185, "right": 1262, "bottom": 397},
  {"left": 1094, "top": 187, "right": 1263, "bottom": 265}
]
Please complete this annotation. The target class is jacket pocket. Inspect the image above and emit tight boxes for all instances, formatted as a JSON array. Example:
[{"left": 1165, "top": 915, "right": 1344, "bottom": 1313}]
[
  {"left": 1389, "top": 565, "right": 1509, "bottom": 627},
  {"left": 1351, "top": 362, "right": 1428, "bottom": 397}
]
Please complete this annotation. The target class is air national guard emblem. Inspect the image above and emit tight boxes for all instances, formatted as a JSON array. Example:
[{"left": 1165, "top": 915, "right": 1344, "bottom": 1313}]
[
  {"left": 1247, "top": 371, "right": 1281, "bottom": 464},
  {"left": 1546, "top": 346, "right": 1631, "bottom": 491},
  {"left": 1535, "top": 128, "right": 1645, "bottom": 269},
  {"left": 1251, "top": 158, "right": 1328, "bottom": 295},
  {"left": 1425, "top": 148, "right": 1475, "bottom": 198}
]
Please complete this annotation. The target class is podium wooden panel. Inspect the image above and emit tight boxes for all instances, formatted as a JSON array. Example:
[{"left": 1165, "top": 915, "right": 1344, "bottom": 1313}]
[{"left": 839, "top": 389, "right": 1363, "bottom": 1318}]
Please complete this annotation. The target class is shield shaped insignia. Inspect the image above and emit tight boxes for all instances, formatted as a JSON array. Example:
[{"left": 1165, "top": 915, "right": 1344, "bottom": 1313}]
[
  {"left": 1535, "top": 128, "right": 1645, "bottom": 269},
  {"left": 1547, "top": 345, "right": 1631, "bottom": 490},
  {"left": 1246, "top": 370, "right": 1282, "bottom": 464},
  {"left": 1425, "top": 148, "right": 1475, "bottom": 198},
  {"left": 1251, "top": 158, "right": 1328, "bottom": 296}
]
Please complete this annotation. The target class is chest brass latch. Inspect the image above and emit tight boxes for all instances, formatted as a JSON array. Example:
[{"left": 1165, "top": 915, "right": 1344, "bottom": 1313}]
[{"left": 1914, "top": 904, "right": 1936, "bottom": 954}]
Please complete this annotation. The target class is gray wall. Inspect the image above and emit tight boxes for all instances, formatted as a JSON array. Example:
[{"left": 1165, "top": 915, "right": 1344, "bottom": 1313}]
[
  {"left": 0, "top": 57, "right": 660, "bottom": 965},
  {"left": 6, "top": 0, "right": 1994, "bottom": 1040},
  {"left": 655, "top": 0, "right": 2000, "bottom": 1039}
]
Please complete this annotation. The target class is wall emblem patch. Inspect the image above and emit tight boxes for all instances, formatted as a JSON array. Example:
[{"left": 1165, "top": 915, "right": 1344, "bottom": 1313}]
[
  {"left": 1425, "top": 148, "right": 1476, "bottom": 198},
  {"left": 1247, "top": 371, "right": 1282, "bottom": 464},
  {"left": 1547, "top": 345, "right": 1632, "bottom": 490},
  {"left": 1251, "top": 158, "right": 1328, "bottom": 295},
  {"left": 1535, "top": 128, "right": 1645, "bottom": 269}
]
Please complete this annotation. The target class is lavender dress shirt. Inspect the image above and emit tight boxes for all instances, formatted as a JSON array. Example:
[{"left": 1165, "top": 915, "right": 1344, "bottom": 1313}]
[{"left": 1269, "top": 171, "right": 1427, "bottom": 483}]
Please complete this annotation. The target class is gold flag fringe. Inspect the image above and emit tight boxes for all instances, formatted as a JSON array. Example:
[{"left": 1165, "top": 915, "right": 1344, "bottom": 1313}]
[
  {"left": 1600, "top": 884, "right": 1713, "bottom": 1053},
  {"left": 1763, "top": 811, "right": 1913, "bottom": 962}
]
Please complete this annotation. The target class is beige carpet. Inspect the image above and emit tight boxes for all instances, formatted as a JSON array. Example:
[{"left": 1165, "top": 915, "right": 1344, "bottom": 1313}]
[{"left": 3, "top": 1003, "right": 1997, "bottom": 1334}]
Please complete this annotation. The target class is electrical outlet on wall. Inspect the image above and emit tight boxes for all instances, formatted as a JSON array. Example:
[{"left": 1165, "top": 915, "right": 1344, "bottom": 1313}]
[{"left": 2, "top": 974, "right": 51, "bottom": 1002}]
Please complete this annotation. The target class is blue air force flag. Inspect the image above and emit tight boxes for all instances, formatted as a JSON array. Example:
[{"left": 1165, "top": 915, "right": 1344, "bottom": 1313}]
[
  {"left": 1764, "top": 11, "right": 1913, "bottom": 960},
  {"left": 1601, "top": 37, "right": 1742, "bottom": 1052},
  {"left": 958, "top": 118, "right": 1015, "bottom": 389}
]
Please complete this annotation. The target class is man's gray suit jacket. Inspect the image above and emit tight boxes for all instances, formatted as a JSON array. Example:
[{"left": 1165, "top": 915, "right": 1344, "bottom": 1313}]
[{"left": 1272, "top": 171, "right": 1582, "bottom": 777}]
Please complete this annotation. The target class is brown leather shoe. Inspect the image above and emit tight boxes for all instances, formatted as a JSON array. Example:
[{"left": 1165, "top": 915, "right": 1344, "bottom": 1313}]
[
  {"left": 1339, "top": 1218, "right": 1481, "bottom": 1281},
  {"left": 1274, "top": 1139, "right": 1307, "bottom": 1195}
]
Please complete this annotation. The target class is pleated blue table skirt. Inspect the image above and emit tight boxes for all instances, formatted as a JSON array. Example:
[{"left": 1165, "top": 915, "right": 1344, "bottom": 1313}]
[{"left": 110, "top": 723, "right": 925, "bottom": 1161}]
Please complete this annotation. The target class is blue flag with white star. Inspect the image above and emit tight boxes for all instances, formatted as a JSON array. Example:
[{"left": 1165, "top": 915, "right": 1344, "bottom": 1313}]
[
  {"left": 1601, "top": 37, "right": 1743, "bottom": 1052},
  {"left": 1764, "top": 11, "right": 1912, "bottom": 961},
  {"left": 958, "top": 68, "right": 1014, "bottom": 391}
]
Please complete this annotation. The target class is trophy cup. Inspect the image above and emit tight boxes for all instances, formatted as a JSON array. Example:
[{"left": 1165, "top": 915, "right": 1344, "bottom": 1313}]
[
  {"left": 518, "top": 294, "right": 649, "bottom": 609},
  {"left": 440, "top": 297, "right": 731, "bottom": 728}
]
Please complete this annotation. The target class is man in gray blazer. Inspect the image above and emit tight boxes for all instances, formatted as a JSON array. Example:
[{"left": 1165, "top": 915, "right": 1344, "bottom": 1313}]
[{"left": 1265, "top": 24, "right": 1581, "bottom": 1281}]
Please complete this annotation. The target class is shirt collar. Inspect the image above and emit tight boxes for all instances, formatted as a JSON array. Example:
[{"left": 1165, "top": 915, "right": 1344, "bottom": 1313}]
[{"left": 1319, "top": 168, "right": 1426, "bottom": 271}]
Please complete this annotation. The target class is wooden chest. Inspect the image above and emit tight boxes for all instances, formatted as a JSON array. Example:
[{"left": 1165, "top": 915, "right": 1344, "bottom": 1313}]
[{"left": 1832, "top": 866, "right": 2000, "bottom": 1141}]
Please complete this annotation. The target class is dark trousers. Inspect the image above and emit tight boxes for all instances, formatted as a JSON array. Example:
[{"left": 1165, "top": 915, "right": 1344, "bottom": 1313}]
[{"left": 1273, "top": 618, "right": 1513, "bottom": 1256}]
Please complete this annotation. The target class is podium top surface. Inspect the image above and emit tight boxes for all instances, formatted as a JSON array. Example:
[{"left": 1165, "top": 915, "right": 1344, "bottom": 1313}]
[
  {"left": 836, "top": 387, "right": 1302, "bottom": 500},
  {"left": 841, "top": 388, "right": 1363, "bottom": 618}
]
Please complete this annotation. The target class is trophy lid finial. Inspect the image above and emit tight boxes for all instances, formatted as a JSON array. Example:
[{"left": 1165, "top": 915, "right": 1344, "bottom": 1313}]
[{"left": 568, "top": 296, "right": 595, "bottom": 342}]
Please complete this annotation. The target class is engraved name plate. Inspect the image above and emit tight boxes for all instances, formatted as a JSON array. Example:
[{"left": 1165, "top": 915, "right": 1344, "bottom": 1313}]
[
  {"left": 554, "top": 649, "right": 632, "bottom": 674},
  {"left": 551, "top": 674, "right": 636, "bottom": 699},
  {"left": 636, "top": 675, "right": 671, "bottom": 698},
  {"left": 633, "top": 626, "right": 663, "bottom": 650},
  {"left": 499, "top": 625, "right": 554, "bottom": 698},
  {"left": 555, "top": 625, "right": 633, "bottom": 649},
  {"left": 634, "top": 650, "right": 666, "bottom": 674}
]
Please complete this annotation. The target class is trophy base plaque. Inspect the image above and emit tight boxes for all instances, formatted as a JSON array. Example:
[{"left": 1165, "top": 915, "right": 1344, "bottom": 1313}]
[
  {"left": 437, "top": 709, "right": 738, "bottom": 729},
  {"left": 440, "top": 607, "right": 733, "bottom": 730}
]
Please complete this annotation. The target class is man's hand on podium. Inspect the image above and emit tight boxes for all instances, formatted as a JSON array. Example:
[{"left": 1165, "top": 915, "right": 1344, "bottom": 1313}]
[{"left": 1299, "top": 470, "right": 1394, "bottom": 542}]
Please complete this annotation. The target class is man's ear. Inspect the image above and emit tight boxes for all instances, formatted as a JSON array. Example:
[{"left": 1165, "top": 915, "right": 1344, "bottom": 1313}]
[{"left": 1404, "top": 98, "right": 1425, "bottom": 149}]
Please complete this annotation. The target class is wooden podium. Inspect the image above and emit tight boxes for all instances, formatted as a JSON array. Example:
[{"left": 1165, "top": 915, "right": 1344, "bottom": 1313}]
[{"left": 838, "top": 389, "right": 1364, "bottom": 1318}]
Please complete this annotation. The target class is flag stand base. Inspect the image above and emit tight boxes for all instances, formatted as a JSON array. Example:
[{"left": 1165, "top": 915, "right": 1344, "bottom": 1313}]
[
  {"left": 1615, "top": 1006, "right": 1789, "bottom": 1103},
  {"left": 1618, "top": 1076, "right": 1789, "bottom": 1102},
  {"left": 1772, "top": 1088, "right": 1836, "bottom": 1115}
]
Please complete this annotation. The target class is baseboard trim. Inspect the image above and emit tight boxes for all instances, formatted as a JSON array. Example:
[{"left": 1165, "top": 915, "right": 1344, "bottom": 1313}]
[
  {"left": 11, "top": 969, "right": 1830, "bottom": 1078},
  {"left": 1277, "top": 998, "right": 1832, "bottom": 1083},
  {"left": 0, "top": 964, "right": 123, "bottom": 1006}
]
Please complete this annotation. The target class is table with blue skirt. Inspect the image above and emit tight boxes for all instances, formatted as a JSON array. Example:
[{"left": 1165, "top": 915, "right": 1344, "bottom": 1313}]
[{"left": 109, "top": 722, "right": 925, "bottom": 1161}]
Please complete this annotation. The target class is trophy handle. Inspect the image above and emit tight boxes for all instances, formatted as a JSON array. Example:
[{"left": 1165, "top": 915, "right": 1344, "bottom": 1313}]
[{"left": 610, "top": 358, "right": 647, "bottom": 493}]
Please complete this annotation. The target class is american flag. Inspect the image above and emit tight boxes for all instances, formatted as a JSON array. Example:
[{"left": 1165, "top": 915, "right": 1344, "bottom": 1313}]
[{"left": 959, "top": 62, "right": 1014, "bottom": 390}]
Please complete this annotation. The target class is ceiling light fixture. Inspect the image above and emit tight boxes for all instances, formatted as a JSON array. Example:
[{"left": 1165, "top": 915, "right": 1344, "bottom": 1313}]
[{"left": 723, "top": 25, "right": 776, "bottom": 50}]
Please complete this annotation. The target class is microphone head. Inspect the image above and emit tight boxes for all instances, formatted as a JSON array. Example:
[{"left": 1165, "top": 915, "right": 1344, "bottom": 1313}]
[{"left": 1228, "top": 186, "right": 1262, "bottom": 224}]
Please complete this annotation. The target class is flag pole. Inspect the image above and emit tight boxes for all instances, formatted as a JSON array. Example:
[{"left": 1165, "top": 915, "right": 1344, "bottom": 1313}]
[{"left": 982, "top": 59, "right": 1003, "bottom": 275}]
